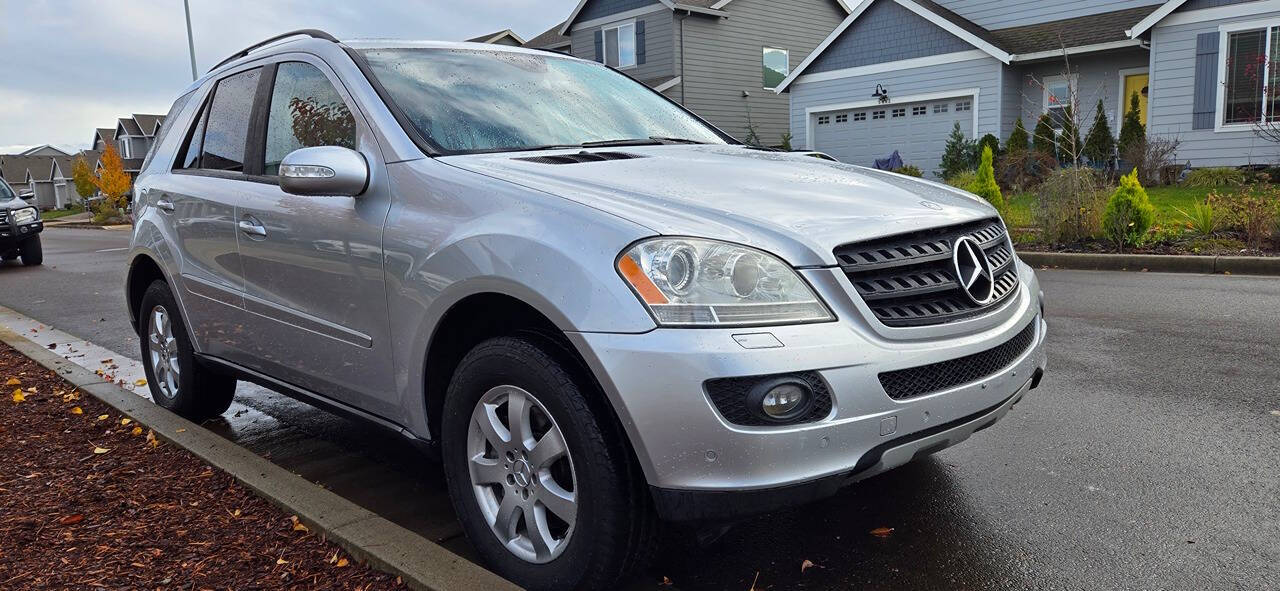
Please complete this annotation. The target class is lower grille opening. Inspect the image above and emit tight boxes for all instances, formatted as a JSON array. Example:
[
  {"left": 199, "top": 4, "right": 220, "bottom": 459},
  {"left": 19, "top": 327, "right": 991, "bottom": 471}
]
[
  {"left": 705, "top": 371, "right": 833, "bottom": 427},
  {"left": 877, "top": 320, "right": 1037, "bottom": 400}
]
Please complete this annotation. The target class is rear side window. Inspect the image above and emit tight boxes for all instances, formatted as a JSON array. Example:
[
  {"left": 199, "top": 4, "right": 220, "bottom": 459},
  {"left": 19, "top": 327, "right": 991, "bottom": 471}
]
[
  {"left": 201, "top": 68, "right": 261, "bottom": 171},
  {"left": 142, "top": 90, "right": 193, "bottom": 172},
  {"left": 263, "top": 62, "right": 356, "bottom": 175}
]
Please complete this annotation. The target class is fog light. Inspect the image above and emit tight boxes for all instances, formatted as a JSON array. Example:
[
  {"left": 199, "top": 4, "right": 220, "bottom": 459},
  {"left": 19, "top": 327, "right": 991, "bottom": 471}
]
[{"left": 748, "top": 378, "right": 813, "bottom": 423}]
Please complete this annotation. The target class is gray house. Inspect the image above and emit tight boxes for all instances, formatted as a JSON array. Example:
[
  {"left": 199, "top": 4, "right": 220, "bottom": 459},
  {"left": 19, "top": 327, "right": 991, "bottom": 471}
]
[
  {"left": 778, "top": 0, "right": 1280, "bottom": 177},
  {"left": 556, "top": 0, "right": 852, "bottom": 144}
]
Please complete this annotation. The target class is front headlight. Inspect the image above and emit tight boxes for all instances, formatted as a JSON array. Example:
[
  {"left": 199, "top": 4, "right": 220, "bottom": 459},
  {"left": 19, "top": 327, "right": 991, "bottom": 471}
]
[
  {"left": 617, "top": 238, "right": 834, "bottom": 327},
  {"left": 11, "top": 207, "right": 37, "bottom": 224}
]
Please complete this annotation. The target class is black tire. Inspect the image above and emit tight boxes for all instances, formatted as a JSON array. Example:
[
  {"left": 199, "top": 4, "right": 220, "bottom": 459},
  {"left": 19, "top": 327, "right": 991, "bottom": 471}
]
[
  {"left": 442, "top": 336, "right": 655, "bottom": 591},
  {"left": 137, "top": 280, "right": 235, "bottom": 421},
  {"left": 19, "top": 235, "right": 42, "bottom": 266}
]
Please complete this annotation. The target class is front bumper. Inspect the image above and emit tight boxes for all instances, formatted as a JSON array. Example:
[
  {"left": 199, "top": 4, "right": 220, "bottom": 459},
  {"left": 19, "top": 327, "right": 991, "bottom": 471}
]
[
  {"left": 568, "top": 261, "right": 1048, "bottom": 520},
  {"left": 0, "top": 216, "right": 42, "bottom": 247}
]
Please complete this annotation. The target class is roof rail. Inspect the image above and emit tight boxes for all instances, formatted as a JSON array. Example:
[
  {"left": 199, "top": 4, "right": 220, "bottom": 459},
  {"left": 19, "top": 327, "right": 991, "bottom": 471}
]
[{"left": 208, "top": 29, "right": 340, "bottom": 73}]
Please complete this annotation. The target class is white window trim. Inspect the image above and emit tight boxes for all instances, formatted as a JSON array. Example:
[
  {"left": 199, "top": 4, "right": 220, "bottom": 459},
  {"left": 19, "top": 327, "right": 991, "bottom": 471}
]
[
  {"left": 1215, "top": 19, "right": 1280, "bottom": 133},
  {"left": 601, "top": 20, "right": 638, "bottom": 70},
  {"left": 803, "top": 88, "right": 980, "bottom": 150},
  {"left": 1116, "top": 67, "right": 1149, "bottom": 126},
  {"left": 1042, "top": 73, "right": 1078, "bottom": 132},
  {"left": 763, "top": 47, "right": 789, "bottom": 91}
]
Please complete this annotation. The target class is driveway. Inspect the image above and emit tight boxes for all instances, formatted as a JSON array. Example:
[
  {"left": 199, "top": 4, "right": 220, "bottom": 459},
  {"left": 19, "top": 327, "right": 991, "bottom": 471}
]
[{"left": 2, "top": 228, "right": 1277, "bottom": 590}]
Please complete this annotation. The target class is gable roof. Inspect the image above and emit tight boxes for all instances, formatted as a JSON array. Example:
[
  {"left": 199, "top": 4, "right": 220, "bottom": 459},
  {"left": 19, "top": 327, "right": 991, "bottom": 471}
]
[
  {"left": 50, "top": 151, "right": 98, "bottom": 180},
  {"left": 1127, "top": 0, "right": 1186, "bottom": 38},
  {"left": 778, "top": 0, "right": 1158, "bottom": 91},
  {"left": 132, "top": 114, "right": 165, "bottom": 137},
  {"left": 94, "top": 128, "right": 116, "bottom": 148},
  {"left": 19, "top": 144, "right": 69, "bottom": 156},
  {"left": 466, "top": 29, "right": 527, "bottom": 45},
  {"left": 117, "top": 117, "right": 143, "bottom": 136},
  {"left": 0, "top": 155, "right": 55, "bottom": 185},
  {"left": 524, "top": 22, "right": 572, "bottom": 50},
  {"left": 558, "top": 0, "right": 851, "bottom": 35}
]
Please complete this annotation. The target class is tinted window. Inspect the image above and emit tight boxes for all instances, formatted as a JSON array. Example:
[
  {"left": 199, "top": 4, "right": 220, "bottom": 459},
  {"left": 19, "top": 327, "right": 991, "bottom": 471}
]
[
  {"left": 359, "top": 48, "right": 725, "bottom": 153},
  {"left": 201, "top": 68, "right": 261, "bottom": 171},
  {"left": 264, "top": 62, "right": 357, "bottom": 175}
]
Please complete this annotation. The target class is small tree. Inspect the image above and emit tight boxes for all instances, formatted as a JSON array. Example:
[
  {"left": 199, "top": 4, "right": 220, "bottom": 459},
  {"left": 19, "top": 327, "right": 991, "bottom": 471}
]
[
  {"left": 1117, "top": 91, "right": 1145, "bottom": 158},
  {"left": 780, "top": 132, "right": 793, "bottom": 151},
  {"left": 70, "top": 155, "right": 97, "bottom": 199},
  {"left": 1083, "top": 98, "right": 1116, "bottom": 166},
  {"left": 967, "top": 145, "right": 1005, "bottom": 210},
  {"left": 1057, "top": 107, "right": 1082, "bottom": 165},
  {"left": 1102, "top": 168, "right": 1156, "bottom": 251},
  {"left": 1032, "top": 113, "right": 1057, "bottom": 156},
  {"left": 977, "top": 133, "right": 1001, "bottom": 158},
  {"left": 1007, "top": 118, "right": 1029, "bottom": 153},
  {"left": 938, "top": 121, "right": 976, "bottom": 180},
  {"left": 92, "top": 144, "right": 132, "bottom": 222}
]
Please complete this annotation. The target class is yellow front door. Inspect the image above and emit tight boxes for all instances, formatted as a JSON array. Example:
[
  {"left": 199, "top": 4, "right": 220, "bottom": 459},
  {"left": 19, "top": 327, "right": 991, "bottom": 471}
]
[{"left": 1123, "top": 73, "right": 1149, "bottom": 125}]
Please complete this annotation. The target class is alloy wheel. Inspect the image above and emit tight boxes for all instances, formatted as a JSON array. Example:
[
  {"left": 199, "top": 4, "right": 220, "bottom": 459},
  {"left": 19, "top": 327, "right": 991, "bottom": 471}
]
[{"left": 147, "top": 305, "right": 180, "bottom": 401}]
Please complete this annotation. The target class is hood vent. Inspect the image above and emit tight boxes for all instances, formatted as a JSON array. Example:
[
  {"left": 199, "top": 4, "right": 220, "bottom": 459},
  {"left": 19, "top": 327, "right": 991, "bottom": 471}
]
[{"left": 515, "top": 151, "right": 646, "bottom": 165}]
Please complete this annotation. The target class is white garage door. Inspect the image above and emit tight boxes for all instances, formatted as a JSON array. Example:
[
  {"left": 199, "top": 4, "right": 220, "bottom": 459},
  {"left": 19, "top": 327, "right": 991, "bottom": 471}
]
[{"left": 812, "top": 96, "right": 973, "bottom": 177}]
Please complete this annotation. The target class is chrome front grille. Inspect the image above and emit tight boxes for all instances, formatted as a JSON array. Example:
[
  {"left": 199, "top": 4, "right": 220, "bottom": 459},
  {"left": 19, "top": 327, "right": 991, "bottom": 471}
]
[{"left": 834, "top": 218, "right": 1019, "bottom": 327}]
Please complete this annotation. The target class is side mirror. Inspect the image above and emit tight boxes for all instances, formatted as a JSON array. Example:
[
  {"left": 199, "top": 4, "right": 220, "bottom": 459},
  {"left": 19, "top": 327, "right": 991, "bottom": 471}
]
[{"left": 279, "top": 146, "right": 368, "bottom": 197}]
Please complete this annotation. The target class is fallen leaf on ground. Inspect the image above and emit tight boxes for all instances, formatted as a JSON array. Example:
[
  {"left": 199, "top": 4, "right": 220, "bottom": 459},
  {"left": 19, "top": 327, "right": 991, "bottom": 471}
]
[
  {"left": 276, "top": 557, "right": 288, "bottom": 565},
  {"left": 58, "top": 514, "right": 84, "bottom": 525},
  {"left": 120, "top": 418, "right": 131, "bottom": 426},
  {"left": 659, "top": 575, "right": 673, "bottom": 586},
  {"left": 870, "top": 527, "right": 895, "bottom": 537},
  {"left": 146, "top": 430, "right": 159, "bottom": 448},
  {"left": 336, "top": 558, "right": 349, "bottom": 568},
  {"left": 290, "top": 515, "right": 309, "bottom": 532},
  {"left": 100, "top": 358, "right": 112, "bottom": 364},
  {"left": 47, "top": 343, "right": 57, "bottom": 349},
  {"left": 62, "top": 391, "right": 79, "bottom": 402},
  {"left": 801, "top": 559, "right": 818, "bottom": 573},
  {"left": 97, "top": 414, "right": 108, "bottom": 421},
  {"left": 130, "top": 426, "right": 143, "bottom": 436},
  {"left": 92, "top": 446, "right": 110, "bottom": 454},
  {"left": 134, "top": 379, "right": 147, "bottom": 386},
  {"left": 5, "top": 378, "right": 19, "bottom": 386},
  {"left": 70, "top": 406, "right": 83, "bottom": 415},
  {"left": 175, "top": 428, "right": 186, "bottom": 433},
  {"left": 12, "top": 389, "right": 24, "bottom": 403}
]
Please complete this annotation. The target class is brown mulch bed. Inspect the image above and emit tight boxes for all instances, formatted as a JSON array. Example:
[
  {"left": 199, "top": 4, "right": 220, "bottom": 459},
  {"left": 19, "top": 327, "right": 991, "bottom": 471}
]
[
  {"left": 1015, "top": 238, "right": 1279, "bottom": 257},
  {"left": 0, "top": 342, "right": 405, "bottom": 590}
]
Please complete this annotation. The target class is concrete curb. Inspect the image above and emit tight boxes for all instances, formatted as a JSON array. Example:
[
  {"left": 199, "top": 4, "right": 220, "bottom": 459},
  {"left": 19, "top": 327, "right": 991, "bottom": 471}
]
[
  {"left": 1019, "top": 252, "right": 1280, "bottom": 276},
  {"left": 0, "top": 325, "right": 519, "bottom": 591}
]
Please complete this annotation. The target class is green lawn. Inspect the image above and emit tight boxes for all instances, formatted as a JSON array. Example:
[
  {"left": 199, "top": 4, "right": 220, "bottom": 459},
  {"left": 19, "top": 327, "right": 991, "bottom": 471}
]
[
  {"left": 1004, "top": 186, "right": 1215, "bottom": 229},
  {"left": 41, "top": 204, "right": 85, "bottom": 220}
]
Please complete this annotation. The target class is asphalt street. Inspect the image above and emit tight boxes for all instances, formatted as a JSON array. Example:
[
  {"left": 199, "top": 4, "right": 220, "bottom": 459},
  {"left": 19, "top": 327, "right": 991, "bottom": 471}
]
[{"left": 2, "top": 228, "right": 1277, "bottom": 590}]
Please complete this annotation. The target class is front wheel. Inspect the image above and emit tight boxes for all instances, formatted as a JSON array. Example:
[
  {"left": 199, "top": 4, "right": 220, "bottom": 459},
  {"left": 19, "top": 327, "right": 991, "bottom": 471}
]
[
  {"left": 137, "top": 280, "right": 236, "bottom": 421},
  {"left": 442, "top": 336, "right": 654, "bottom": 591},
  {"left": 19, "top": 235, "right": 41, "bottom": 266}
]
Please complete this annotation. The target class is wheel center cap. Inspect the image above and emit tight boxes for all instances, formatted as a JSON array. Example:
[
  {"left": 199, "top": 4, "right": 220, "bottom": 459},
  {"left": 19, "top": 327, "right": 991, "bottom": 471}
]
[{"left": 511, "top": 459, "right": 532, "bottom": 488}]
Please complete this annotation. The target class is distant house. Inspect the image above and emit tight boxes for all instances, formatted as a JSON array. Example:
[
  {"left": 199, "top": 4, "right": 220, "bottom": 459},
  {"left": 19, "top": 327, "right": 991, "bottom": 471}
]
[
  {"left": 18, "top": 145, "right": 69, "bottom": 157},
  {"left": 467, "top": 29, "right": 527, "bottom": 46},
  {"left": 50, "top": 151, "right": 99, "bottom": 209},
  {"left": 523, "top": 22, "right": 572, "bottom": 53},
  {"left": 554, "top": 0, "right": 852, "bottom": 144},
  {"left": 778, "top": 0, "right": 1280, "bottom": 176},
  {"left": 0, "top": 155, "right": 53, "bottom": 204},
  {"left": 92, "top": 128, "right": 117, "bottom": 153},
  {"left": 23, "top": 160, "right": 57, "bottom": 210}
]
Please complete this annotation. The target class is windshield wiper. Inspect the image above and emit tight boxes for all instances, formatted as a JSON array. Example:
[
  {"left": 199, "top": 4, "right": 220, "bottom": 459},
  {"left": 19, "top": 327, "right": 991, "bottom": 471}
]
[
  {"left": 647, "top": 136, "right": 710, "bottom": 144},
  {"left": 500, "top": 136, "right": 710, "bottom": 153}
]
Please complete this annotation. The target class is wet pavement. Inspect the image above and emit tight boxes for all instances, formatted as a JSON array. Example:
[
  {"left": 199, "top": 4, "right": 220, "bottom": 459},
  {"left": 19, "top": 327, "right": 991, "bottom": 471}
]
[{"left": 2, "top": 228, "right": 1278, "bottom": 590}]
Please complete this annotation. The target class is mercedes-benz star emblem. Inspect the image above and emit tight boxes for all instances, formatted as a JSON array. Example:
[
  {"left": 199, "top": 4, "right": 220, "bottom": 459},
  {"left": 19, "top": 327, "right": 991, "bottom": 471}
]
[{"left": 952, "top": 236, "right": 996, "bottom": 304}]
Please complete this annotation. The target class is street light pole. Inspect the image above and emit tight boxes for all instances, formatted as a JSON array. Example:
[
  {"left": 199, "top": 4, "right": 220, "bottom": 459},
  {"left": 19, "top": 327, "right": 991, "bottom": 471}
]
[{"left": 184, "top": 0, "right": 197, "bottom": 81}]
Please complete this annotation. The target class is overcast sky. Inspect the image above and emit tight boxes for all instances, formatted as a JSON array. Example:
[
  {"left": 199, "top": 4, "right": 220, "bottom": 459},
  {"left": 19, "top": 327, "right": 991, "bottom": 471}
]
[{"left": 0, "top": 0, "right": 578, "bottom": 154}]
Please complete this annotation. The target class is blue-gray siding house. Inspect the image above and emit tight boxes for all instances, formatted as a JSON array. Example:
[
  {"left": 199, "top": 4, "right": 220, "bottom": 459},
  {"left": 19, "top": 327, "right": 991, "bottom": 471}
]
[{"left": 777, "top": 0, "right": 1280, "bottom": 177}]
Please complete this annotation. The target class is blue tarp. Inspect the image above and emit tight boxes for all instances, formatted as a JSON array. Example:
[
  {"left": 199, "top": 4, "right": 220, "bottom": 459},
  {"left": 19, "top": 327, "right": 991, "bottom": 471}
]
[{"left": 874, "top": 150, "right": 903, "bottom": 171}]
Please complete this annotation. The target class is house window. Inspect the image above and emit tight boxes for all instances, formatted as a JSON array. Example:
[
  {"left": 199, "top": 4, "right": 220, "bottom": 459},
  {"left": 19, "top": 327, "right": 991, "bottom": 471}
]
[
  {"left": 912, "top": 105, "right": 927, "bottom": 116},
  {"left": 872, "top": 110, "right": 885, "bottom": 120},
  {"left": 955, "top": 99, "right": 972, "bottom": 112},
  {"left": 1221, "top": 26, "right": 1280, "bottom": 125},
  {"left": 763, "top": 47, "right": 789, "bottom": 90},
  {"left": 891, "top": 108, "right": 905, "bottom": 118},
  {"left": 934, "top": 103, "right": 949, "bottom": 114},
  {"left": 603, "top": 23, "right": 637, "bottom": 68},
  {"left": 817, "top": 115, "right": 830, "bottom": 125},
  {"left": 835, "top": 114, "right": 848, "bottom": 123},
  {"left": 853, "top": 112, "right": 866, "bottom": 121},
  {"left": 1041, "top": 75, "right": 1074, "bottom": 128}
]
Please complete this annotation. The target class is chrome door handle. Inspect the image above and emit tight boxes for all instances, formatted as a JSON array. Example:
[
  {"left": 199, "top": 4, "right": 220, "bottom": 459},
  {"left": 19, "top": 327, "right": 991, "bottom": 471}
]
[
  {"left": 155, "top": 199, "right": 175, "bottom": 213},
  {"left": 237, "top": 219, "right": 267, "bottom": 237}
]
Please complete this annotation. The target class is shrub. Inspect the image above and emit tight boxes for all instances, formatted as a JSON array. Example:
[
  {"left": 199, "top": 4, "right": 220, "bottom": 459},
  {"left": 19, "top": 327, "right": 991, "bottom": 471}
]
[
  {"left": 1117, "top": 91, "right": 1146, "bottom": 158},
  {"left": 1007, "top": 118, "right": 1029, "bottom": 153},
  {"left": 1102, "top": 168, "right": 1156, "bottom": 250},
  {"left": 977, "top": 134, "right": 1001, "bottom": 158},
  {"left": 1174, "top": 198, "right": 1219, "bottom": 236},
  {"left": 997, "top": 150, "right": 1057, "bottom": 192},
  {"left": 1032, "top": 113, "right": 1056, "bottom": 156},
  {"left": 892, "top": 165, "right": 923, "bottom": 177},
  {"left": 1057, "top": 107, "right": 1083, "bottom": 165},
  {"left": 967, "top": 146, "right": 1005, "bottom": 210},
  {"left": 1083, "top": 99, "right": 1116, "bottom": 166},
  {"left": 779, "top": 132, "right": 793, "bottom": 151},
  {"left": 1121, "top": 135, "right": 1180, "bottom": 186},
  {"left": 1183, "top": 167, "right": 1246, "bottom": 187},
  {"left": 1035, "top": 167, "right": 1107, "bottom": 243},
  {"left": 938, "top": 121, "right": 976, "bottom": 180},
  {"left": 1217, "top": 185, "right": 1280, "bottom": 248},
  {"left": 945, "top": 170, "right": 978, "bottom": 190}
]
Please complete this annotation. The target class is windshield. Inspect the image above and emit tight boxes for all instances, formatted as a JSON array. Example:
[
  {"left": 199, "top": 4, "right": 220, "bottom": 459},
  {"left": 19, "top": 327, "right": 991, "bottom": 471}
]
[
  {"left": 359, "top": 48, "right": 728, "bottom": 154},
  {"left": 0, "top": 179, "right": 14, "bottom": 201}
]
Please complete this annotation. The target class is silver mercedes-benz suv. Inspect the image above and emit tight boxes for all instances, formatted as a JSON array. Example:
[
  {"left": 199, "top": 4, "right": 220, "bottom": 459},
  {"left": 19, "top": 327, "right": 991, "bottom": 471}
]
[{"left": 127, "top": 30, "right": 1047, "bottom": 590}]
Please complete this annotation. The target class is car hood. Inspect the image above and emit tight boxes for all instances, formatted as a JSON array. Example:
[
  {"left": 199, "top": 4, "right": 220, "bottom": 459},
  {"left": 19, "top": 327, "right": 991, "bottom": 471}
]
[
  {"left": 0, "top": 196, "right": 32, "bottom": 212},
  {"left": 440, "top": 144, "right": 998, "bottom": 266}
]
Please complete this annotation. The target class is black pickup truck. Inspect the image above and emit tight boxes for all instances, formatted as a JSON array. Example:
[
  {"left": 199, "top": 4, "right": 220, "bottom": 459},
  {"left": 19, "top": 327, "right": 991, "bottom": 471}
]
[{"left": 0, "top": 178, "right": 43, "bottom": 266}]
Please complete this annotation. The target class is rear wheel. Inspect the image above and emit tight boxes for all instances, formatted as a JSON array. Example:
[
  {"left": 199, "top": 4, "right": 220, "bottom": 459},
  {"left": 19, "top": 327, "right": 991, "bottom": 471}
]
[
  {"left": 442, "top": 336, "right": 654, "bottom": 591},
  {"left": 138, "top": 280, "right": 235, "bottom": 421},
  {"left": 19, "top": 236, "right": 42, "bottom": 266}
]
